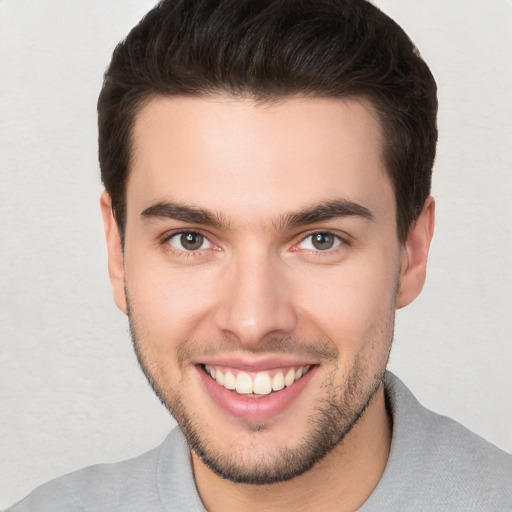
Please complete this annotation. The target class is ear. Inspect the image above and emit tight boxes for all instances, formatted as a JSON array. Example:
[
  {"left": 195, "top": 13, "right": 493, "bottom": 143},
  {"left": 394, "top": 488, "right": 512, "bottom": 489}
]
[
  {"left": 100, "top": 191, "right": 128, "bottom": 314},
  {"left": 396, "top": 197, "right": 435, "bottom": 309}
]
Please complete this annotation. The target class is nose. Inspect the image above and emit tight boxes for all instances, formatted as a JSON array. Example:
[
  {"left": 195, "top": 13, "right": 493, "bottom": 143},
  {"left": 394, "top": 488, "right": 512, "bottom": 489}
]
[{"left": 213, "top": 248, "right": 298, "bottom": 347}]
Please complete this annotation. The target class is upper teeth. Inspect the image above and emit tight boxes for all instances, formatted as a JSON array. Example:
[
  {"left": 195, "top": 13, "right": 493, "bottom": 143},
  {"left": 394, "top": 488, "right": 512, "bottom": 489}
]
[{"left": 204, "top": 365, "right": 311, "bottom": 396}]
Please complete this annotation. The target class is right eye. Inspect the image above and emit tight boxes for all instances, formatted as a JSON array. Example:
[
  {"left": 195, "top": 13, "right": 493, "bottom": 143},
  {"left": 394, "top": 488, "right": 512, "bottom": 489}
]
[{"left": 167, "top": 232, "right": 213, "bottom": 252}]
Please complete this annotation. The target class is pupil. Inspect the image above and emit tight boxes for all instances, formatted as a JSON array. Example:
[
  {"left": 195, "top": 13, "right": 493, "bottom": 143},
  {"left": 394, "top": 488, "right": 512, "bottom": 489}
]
[
  {"left": 181, "top": 233, "right": 203, "bottom": 250},
  {"left": 312, "top": 233, "right": 334, "bottom": 250}
]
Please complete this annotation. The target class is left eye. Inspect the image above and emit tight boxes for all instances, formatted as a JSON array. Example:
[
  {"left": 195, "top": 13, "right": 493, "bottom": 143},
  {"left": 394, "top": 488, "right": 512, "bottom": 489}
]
[
  {"left": 168, "top": 232, "right": 213, "bottom": 251},
  {"left": 297, "top": 232, "right": 342, "bottom": 251}
]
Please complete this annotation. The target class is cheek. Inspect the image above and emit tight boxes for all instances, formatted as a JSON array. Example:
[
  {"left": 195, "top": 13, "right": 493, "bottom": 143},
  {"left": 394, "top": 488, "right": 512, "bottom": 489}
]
[
  {"left": 295, "top": 258, "right": 398, "bottom": 347},
  {"left": 125, "top": 258, "right": 219, "bottom": 343}
]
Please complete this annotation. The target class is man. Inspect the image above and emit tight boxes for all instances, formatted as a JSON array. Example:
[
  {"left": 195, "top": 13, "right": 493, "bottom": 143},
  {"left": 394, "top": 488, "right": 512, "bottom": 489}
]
[{"left": 8, "top": 0, "right": 511, "bottom": 510}]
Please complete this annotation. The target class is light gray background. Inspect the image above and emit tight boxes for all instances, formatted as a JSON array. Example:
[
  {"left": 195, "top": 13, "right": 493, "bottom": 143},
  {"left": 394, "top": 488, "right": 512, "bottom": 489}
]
[{"left": 1, "top": 0, "right": 511, "bottom": 507}]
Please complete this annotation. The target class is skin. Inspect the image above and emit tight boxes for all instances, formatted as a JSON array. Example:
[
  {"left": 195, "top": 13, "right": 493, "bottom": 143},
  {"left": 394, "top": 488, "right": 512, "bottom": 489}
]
[{"left": 101, "top": 95, "right": 434, "bottom": 511}]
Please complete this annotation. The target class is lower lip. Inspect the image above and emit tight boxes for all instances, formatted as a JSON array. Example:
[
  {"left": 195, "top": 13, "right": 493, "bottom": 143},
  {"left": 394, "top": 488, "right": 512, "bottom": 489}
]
[{"left": 198, "top": 365, "right": 317, "bottom": 423}]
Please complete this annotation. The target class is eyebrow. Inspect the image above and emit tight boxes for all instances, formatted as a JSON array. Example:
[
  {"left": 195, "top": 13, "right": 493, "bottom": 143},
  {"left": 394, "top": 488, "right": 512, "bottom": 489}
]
[
  {"left": 141, "top": 202, "right": 225, "bottom": 227},
  {"left": 285, "top": 199, "right": 373, "bottom": 227},
  {"left": 140, "top": 198, "right": 373, "bottom": 229}
]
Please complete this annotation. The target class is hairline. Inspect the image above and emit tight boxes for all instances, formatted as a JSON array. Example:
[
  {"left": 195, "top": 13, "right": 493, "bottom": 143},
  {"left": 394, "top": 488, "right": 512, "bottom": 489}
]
[{"left": 115, "top": 89, "right": 405, "bottom": 245}]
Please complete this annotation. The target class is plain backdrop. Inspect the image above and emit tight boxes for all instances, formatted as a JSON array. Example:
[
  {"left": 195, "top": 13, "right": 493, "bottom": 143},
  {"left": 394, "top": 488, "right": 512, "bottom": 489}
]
[{"left": 1, "top": 0, "right": 511, "bottom": 507}]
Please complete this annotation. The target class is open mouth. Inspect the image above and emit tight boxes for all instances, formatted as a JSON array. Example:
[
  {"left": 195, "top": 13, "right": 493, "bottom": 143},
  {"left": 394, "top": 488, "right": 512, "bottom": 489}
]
[{"left": 202, "top": 364, "right": 312, "bottom": 397}]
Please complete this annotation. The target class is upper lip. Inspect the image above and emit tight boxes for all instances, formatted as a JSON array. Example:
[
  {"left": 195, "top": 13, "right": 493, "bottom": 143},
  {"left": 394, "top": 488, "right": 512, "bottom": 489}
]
[{"left": 194, "top": 355, "right": 318, "bottom": 372}]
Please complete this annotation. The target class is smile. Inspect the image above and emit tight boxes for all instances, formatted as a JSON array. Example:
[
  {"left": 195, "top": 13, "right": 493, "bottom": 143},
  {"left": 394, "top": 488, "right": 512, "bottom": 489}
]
[{"left": 203, "top": 364, "right": 312, "bottom": 396}]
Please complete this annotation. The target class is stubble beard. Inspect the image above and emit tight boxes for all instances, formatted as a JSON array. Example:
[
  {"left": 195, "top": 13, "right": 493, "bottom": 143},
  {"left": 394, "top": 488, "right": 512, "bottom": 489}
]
[
  {"left": 127, "top": 297, "right": 395, "bottom": 485},
  {"left": 182, "top": 359, "right": 388, "bottom": 484}
]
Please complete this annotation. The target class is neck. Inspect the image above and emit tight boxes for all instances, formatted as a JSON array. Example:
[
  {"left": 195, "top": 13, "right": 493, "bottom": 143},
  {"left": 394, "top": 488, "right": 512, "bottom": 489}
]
[{"left": 192, "top": 384, "right": 392, "bottom": 512}]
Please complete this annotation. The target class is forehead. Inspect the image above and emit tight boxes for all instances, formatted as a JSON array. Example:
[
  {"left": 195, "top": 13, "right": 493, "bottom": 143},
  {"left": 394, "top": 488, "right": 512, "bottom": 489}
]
[{"left": 128, "top": 95, "right": 393, "bottom": 225}]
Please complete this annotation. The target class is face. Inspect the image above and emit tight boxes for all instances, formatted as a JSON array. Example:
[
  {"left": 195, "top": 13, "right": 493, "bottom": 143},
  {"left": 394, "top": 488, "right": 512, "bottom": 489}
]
[{"left": 103, "top": 95, "right": 431, "bottom": 484}]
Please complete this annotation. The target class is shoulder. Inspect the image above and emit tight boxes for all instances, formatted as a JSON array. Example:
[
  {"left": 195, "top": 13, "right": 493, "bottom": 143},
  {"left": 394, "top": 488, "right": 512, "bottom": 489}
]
[
  {"left": 388, "top": 371, "right": 511, "bottom": 468},
  {"left": 362, "top": 373, "right": 512, "bottom": 511},
  {"left": 409, "top": 393, "right": 512, "bottom": 503},
  {"left": 6, "top": 429, "right": 183, "bottom": 512}
]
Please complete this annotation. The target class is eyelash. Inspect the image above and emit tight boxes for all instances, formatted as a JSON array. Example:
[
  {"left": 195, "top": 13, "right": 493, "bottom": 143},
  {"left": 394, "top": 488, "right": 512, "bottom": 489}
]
[
  {"left": 161, "top": 230, "right": 215, "bottom": 258},
  {"left": 160, "top": 229, "right": 348, "bottom": 257},
  {"left": 292, "top": 231, "right": 347, "bottom": 254}
]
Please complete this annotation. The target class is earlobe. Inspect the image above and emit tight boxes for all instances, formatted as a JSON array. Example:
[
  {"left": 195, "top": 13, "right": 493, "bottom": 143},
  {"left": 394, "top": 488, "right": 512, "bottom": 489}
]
[
  {"left": 100, "top": 191, "right": 128, "bottom": 314},
  {"left": 396, "top": 197, "right": 435, "bottom": 309}
]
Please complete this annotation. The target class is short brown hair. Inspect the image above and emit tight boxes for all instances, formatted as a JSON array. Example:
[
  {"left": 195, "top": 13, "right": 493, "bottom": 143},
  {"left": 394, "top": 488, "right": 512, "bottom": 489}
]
[{"left": 98, "top": 0, "right": 437, "bottom": 243}]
